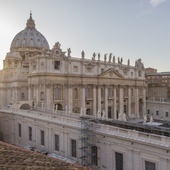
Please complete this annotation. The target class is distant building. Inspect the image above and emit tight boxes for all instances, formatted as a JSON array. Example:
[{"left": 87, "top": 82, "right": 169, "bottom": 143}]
[
  {"left": 145, "top": 68, "right": 170, "bottom": 121},
  {"left": 1, "top": 13, "right": 170, "bottom": 170}
]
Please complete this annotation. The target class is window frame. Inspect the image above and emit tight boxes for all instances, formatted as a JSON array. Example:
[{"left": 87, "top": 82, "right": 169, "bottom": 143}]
[
  {"left": 18, "top": 123, "right": 21, "bottom": 137},
  {"left": 40, "top": 130, "right": 45, "bottom": 146},
  {"left": 71, "top": 139, "right": 77, "bottom": 158},
  {"left": 28, "top": 126, "right": 32, "bottom": 141},
  {"left": 115, "top": 152, "right": 123, "bottom": 170},
  {"left": 54, "top": 134, "right": 59, "bottom": 151}
]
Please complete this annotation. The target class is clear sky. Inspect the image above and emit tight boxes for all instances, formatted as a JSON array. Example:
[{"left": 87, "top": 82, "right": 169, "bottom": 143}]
[{"left": 0, "top": 0, "right": 169, "bottom": 71}]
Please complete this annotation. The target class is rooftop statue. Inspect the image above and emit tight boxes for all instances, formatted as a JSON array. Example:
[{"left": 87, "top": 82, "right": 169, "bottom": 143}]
[
  {"left": 104, "top": 54, "right": 107, "bottom": 62},
  {"left": 109, "top": 53, "right": 112, "bottom": 62},
  {"left": 92, "top": 52, "right": 96, "bottom": 60},
  {"left": 98, "top": 53, "right": 100, "bottom": 60},
  {"left": 135, "top": 58, "right": 144, "bottom": 69},
  {"left": 128, "top": 59, "right": 130, "bottom": 66},
  {"left": 113, "top": 55, "right": 115, "bottom": 64},
  {"left": 81, "top": 50, "right": 85, "bottom": 59},
  {"left": 67, "top": 48, "right": 71, "bottom": 57}
]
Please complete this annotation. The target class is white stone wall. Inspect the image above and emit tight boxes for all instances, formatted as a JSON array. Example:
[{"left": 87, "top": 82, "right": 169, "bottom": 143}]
[
  {"left": 0, "top": 109, "right": 170, "bottom": 170},
  {"left": 147, "top": 100, "right": 170, "bottom": 121}
]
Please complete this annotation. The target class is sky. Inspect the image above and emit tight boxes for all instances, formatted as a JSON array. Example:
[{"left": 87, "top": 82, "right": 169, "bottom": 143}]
[{"left": 0, "top": 0, "right": 169, "bottom": 71}]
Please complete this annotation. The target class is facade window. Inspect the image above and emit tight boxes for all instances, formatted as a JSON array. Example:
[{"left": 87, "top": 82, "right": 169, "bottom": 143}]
[
  {"left": 145, "top": 161, "right": 156, "bottom": 170},
  {"left": 138, "top": 71, "right": 141, "bottom": 77},
  {"left": 74, "top": 88, "right": 78, "bottom": 99},
  {"left": 73, "top": 66, "right": 78, "bottom": 72},
  {"left": 40, "top": 130, "right": 45, "bottom": 146},
  {"left": 33, "top": 64, "right": 36, "bottom": 70},
  {"left": 54, "top": 134, "right": 59, "bottom": 151},
  {"left": 18, "top": 123, "right": 21, "bottom": 137},
  {"left": 28, "top": 127, "right": 32, "bottom": 141},
  {"left": 147, "top": 109, "right": 150, "bottom": 115},
  {"left": 54, "top": 61, "right": 60, "bottom": 70},
  {"left": 40, "top": 91, "right": 45, "bottom": 100},
  {"left": 91, "top": 146, "right": 98, "bottom": 166},
  {"left": 54, "top": 87, "right": 61, "bottom": 100},
  {"left": 131, "top": 72, "right": 133, "bottom": 77},
  {"left": 166, "top": 112, "right": 169, "bottom": 117},
  {"left": 115, "top": 152, "right": 123, "bottom": 170},
  {"left": 71, "top": 139, "right": 77, "bottom": 158},
  {"left": 156, "top": 110, "right": 159, "bottom": 116},
  {"left": 101, "top": 68, "right": 104, "bottom": 73},
  {"left": 86, "top": 108, "right": 91, "bottom": 115},
  {"left": 15, "top": 62, "right": 17, "bottom": 67},
  {"left": 21, "top": 93, "right": 24, "bottom": 99}
]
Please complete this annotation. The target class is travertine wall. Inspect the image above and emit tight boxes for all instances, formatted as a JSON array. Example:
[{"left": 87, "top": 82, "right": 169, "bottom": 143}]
[{"left": 0, "top": 109, "right": 170, "bottom": 170}]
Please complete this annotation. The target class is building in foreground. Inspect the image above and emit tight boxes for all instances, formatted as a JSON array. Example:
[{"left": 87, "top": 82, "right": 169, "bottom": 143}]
[{"left": 0, "top": 13, "right": 170, "bottom": 170}]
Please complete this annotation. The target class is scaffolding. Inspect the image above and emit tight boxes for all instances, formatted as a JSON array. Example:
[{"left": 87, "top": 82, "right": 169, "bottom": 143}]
[{"left": 79, "top": 117, "right": 98, "bottom": 168}]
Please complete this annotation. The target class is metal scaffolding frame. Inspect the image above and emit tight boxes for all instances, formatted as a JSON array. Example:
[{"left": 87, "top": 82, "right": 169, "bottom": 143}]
[{"left": 79, "top": 117, "right": 98, "bottom": 168}]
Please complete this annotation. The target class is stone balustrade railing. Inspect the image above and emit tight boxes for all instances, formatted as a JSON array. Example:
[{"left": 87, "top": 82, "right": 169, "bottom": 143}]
[{"left": 1, "top": 108, "right": 170, "bottom": 147}]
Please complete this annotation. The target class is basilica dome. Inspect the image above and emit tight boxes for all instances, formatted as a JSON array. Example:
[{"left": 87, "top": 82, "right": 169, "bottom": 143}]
[{"left": 10, "top": 13, "right": 49, "bottom": 51}]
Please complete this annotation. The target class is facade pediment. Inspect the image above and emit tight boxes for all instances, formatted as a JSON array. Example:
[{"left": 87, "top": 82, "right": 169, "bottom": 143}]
[{"left": 99, "top": 68, "right": 124, "bottom": 79}]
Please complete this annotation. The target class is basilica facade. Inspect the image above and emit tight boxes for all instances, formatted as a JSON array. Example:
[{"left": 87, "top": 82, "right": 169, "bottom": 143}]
[{"left": 0, "top": 13, "right": 146, "bottom": 119}]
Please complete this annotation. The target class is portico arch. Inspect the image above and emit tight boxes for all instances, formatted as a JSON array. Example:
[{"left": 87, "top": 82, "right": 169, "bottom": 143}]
[{"left": 20, "top": 103, "right": 31, "bottom": 110}]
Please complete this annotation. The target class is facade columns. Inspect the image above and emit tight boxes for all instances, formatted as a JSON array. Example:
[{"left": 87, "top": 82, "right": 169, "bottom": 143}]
[
  {"left": 143, "top": 88, "right": 146, "bottom": 115},
  {"left": 68, "top": 85, "right": 73, "bottom": 114},
  {"left": 93, "top": 85, "right": 96, "bottom": 116},
  {"left": 28, "top": 86, "right": 31, "bottom": 101},
  {"left": 119, "top": 87, "right": 124, "bottom": 114},
  {"left": 46, "top": 84, "right": 51, "bottom": 110},
  {"left": 36, "top": 85, "right": 39, "bottom": 107},
  {"left": 135, "top": 87, "right": 139, "bottom": 117},
  {"left": 113, "top": 87, "right": 117, "bottom": 119},
  {"left": 98, "top": 86, "right": 101, "bottom": 114},
  {"left": 105, "top": 86, "right": 108, "bottom": 118},
  {"left": 81, "top": 85, "right": 86, "bottom": 114},
  {"left": 128, "top": 87, "right": 131, "bottom": 117}
]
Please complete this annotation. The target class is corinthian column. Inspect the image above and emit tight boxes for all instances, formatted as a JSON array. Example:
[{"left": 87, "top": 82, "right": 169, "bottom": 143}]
[
  {"left": 93, "top": 85, "right": 96, "bottom": 116},
  {"left": 105, "top": 86, "right": 108, "bottom": 118},
  {"left": 114, "top": 86, "right": 117, "bottom": 119},
  {"left": 68, "top": 85, "right": 73, "bottom": 114},
  {"left": 81, "top": 85, "right": 86, "bottom": 114},
  {"left": 135, "top": 87, "right": 139, "bottom": 117},
  {"left": 98, "top": 86, "right": 101, "bottom": 114},
  {"left": 46, "top": 84, "right": 51, "bottom": 110},
  {"left": 143, "top": 88, "right": 146, "bottom": 115},
  {"left": 128, "top": 87, "right": 131, "bottom": 117},
  {"left": 119, "top": 86, "right": 124, "bottom": 114}
]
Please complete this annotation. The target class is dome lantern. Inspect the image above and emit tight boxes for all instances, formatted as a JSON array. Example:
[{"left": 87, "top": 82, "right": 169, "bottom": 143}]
[{"left": 26, "top": 12, "right": 35, "bottom": 29}]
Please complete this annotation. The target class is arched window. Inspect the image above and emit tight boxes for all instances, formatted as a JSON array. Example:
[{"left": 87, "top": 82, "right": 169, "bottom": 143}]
[
  {"left": 40, "top": 91, "right": 45, "bottom": 100},
  {"left": 74, "top": 88, "right": 78, "bottom": 99},
  {"left": 54, "top": 87, "right": 61, "bottom": 100}
]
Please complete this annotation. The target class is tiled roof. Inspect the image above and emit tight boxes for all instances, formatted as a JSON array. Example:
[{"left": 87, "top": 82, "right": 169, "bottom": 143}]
[{"left": 0, "top": 141, "right": 90, "bottom": 170}]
